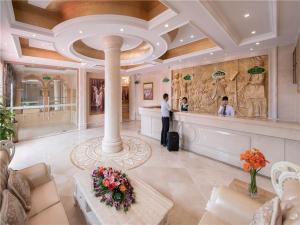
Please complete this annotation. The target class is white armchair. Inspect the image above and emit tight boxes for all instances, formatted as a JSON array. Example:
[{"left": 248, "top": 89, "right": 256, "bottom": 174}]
[
  {"left": 0, "top": 140, "right": 15, "bottom": 162},
  {"left": 271, "top": 161, "right": 300, "bottom": 199}
]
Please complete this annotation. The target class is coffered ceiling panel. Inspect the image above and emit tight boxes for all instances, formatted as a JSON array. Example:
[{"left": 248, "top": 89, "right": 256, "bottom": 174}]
[{"left": 12, "top": 0, "right": 168, "bottom": 29}]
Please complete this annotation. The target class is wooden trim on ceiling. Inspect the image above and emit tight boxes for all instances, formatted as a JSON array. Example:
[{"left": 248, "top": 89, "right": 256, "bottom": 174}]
[
  {"left": 159, "top": 38, "right": 217, "bottom": 60},
  {"left": 19, "top": 37, "right": 77, "bottom": 62},
  {"left": 12, "top": 0, "right": 168, "bottom": 29}
]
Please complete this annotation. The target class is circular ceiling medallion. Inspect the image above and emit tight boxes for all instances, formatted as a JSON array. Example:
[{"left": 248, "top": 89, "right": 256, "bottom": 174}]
[
  {"left": 82, "top": 34, "right": 143, "bottom": 51},
  {"left": 53, "top": 15, "right": 169, "bottom": 66}
]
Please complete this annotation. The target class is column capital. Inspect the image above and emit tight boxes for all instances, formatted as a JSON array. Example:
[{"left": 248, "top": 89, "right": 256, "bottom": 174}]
[{"left": 102, "top": 35, "right": 123, "bottom": 49}]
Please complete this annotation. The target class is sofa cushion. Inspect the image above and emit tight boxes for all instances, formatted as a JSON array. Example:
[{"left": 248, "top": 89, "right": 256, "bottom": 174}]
[
  {"left": 0, "top": 189, "right": 27, "bottom": 225},
  {"left": 282, "top": 180, "right": 300, "bottom": 201},
  {"left": 28, "top": 202, "right": 69, "bottom": 225},
  {"left": 282, "top": 197, "right": 300, "bottom": 225},
  {"left": 8, "top": 170, "right": 31, "bottom": 211},
  {"left": 29, "top": 180, "right": 60, "bottom": 217},
  {"left": 0, "top": 156, "right": 9, "bottom": 192},
  {"left": 198, "top": 212, "right": 229, "bottom": 225},
  {"left": 250, "top": 197, "right": 282, "bottom": 225}
]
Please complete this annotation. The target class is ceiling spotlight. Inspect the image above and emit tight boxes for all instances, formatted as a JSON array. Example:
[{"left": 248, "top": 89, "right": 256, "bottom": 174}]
[
  {"left": 180, "top": 39, "right": 183, "bottom": 42},
  {"left": 164, "top": 24, "right": 169, "bottom": 28},
  {"left": 156, "top": 42, "right": 160, "bottom": 46},
  {"left": 190, "top": 35, "right": 194, "bottom": 39},
  {"left": 120, "top": 28, "right": 124, "bottom": 32},
  {"left": 251, "top": 30, "right": 256, "bottom": 34},
  {"left": 210, "top": 52, "right": 214, "bottom": 55},
  {"left": 81, "top": 62, "right": 87, "bottom": 66},
  {"left": 79, "top": 30, "right": 83, "bottom": 34},
  {"left": 244, "top": 13, "right": 250, "bottom": 18},
  {"left": 250, "top": 48, "right": 254, "bottom": 51},
  {"left": 62, "top": 48, "right": 65, "bottom": 51},
  {"left": 255, "top": 42, "right": 260, "bottom": 45},
  {"left": 32, "top": 34, "right": 36, "bottom": 37}
]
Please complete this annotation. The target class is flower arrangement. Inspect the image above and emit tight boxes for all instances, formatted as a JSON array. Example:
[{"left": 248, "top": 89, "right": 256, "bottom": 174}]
[
  {"left": 240, "top": 148, "right": 269, "bottom": 196},
  {"left": 92, "top": 167, "right": 135, "bottom": 212}
]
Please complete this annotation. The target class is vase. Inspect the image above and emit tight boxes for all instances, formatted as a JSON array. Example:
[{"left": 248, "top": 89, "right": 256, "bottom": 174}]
[{"left": 248, "top": 168, "right": 258, "bottom": 197}]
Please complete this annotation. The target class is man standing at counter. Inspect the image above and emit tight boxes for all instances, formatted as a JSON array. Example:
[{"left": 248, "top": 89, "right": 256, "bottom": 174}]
[
  {"left": 218, "top": 96, "right": 235, "bottom": 117},
  {"left": 161, "top": 93, "right": 171, "bottom": 147}
]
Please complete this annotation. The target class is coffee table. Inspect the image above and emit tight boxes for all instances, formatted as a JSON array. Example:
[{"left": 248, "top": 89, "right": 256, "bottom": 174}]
[
  {"left": 74, "top": 171, "right": 174, "bottom": 225},
  {"left": 229, "top": 179, "right": 276, "bottom": 204}
]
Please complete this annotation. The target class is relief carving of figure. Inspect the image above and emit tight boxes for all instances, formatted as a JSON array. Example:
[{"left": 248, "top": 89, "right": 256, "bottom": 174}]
[
  {"left": 244, "top": 59, "right": 267, "bottom": 117},
  {"left": 172, "top": 73, "right": 181, "bottom": 110}
]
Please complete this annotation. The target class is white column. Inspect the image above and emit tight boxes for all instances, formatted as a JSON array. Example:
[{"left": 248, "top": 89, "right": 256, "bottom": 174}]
[
  {"left": 78, "top": 68, "right": 87, "bottom": 130},
  {"left": 102, "top": 36, "right": 123, "bottom": 153},
  {"left": 268, "top": 47, "right": 278, "bottom": 119},
  {"left": 53, "top": 80, "right": 60, "bottom": 111}
]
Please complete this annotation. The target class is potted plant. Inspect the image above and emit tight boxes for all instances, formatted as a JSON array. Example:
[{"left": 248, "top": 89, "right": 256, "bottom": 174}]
[{"left": 0, "top": 102, "right": 16, "bottom": 141}]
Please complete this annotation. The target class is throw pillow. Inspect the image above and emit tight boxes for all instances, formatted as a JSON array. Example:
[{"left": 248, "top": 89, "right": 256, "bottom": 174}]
[
  {"left": 7, "top": 170, "right": 31, "bottom": 211},
  {"left": 250, "top": 197, "right": 282, "bottom": 225},
  {"left": 0, "top": 189, "right": 27, "bottom": 225}
]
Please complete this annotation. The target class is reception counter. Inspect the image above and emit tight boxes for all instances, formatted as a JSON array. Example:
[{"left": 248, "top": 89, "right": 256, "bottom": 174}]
[{"left": 139, "top": 107, "right": 300, "bottom": 176}]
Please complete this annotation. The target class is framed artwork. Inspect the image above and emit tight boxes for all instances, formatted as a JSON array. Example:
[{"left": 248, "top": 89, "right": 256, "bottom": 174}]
[
  {"left": 89, "top": 78, "right": 105, "bottom": 115},
  {"left": 143, "top": 82, "right": 153, "bottom": 100}
]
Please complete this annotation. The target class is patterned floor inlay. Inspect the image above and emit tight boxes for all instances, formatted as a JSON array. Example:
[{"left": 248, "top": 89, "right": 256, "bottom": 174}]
[{"left": 70, "top": 136, "right": 151, "bottom": 170}]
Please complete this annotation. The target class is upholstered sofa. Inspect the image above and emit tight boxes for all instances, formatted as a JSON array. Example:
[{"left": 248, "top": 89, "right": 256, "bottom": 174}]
[
  {"left": 198, "top": 161, "right": 300, "bottom": 225},
  {"left": 0, "top": 140, "right": 70, "bottom": 225}
]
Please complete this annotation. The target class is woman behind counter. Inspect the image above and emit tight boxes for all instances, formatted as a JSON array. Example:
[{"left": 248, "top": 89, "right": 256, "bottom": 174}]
[{"left": 180, "top": 97, "right": 189, "bottom": 112}]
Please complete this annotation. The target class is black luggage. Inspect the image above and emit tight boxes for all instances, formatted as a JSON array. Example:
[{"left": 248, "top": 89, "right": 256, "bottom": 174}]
[
  {"left": 167, "top": 131, "right": 179, "bottom": 151},
  {"left": 167, "top": 111, "right": 179, "bottom": 151}
]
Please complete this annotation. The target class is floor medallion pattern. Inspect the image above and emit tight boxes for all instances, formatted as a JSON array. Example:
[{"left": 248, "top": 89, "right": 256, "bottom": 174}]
[{"left": 70, "top": 136, "right": 151, "bottom": 170}]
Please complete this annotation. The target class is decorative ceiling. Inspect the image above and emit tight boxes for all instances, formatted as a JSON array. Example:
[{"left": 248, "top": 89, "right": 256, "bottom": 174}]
[{"left": 1, "top": 0, "right": 300, "bottom": 73}]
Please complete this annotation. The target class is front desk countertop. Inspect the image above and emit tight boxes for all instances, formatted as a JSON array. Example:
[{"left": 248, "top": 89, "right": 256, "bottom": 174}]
[{"left": 139, "top": 107, "right": 300, "bottom": 176}]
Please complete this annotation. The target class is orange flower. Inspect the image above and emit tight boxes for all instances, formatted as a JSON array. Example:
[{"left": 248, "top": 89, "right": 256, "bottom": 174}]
[
  {"left": 102, "top": 179, "right": 110, "bottom": 187},
  {"left": 119, "top": 184, "right": 127, "bottom": 192},
  {"left": 243, "top": 162, "right": 251, "bottom": 172},
  {"left": 240, "top": 148, "right": 269, "bottom": 172}
]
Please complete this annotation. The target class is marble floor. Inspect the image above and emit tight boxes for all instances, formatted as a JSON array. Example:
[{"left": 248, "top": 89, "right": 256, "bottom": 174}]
[
  {"left": 10, "top": 121, "right": 274, "bottom": 225},
  {"left": 18, "top": 122, "right": 77, "bottom": 141}
]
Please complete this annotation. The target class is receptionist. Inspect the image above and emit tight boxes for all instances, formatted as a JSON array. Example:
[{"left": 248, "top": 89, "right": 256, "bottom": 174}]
[
  {"left": 218, "top": 96, "right": 235, "bottom": 117},
  {"left": 180, "top": 97, "right": 189, "bottom": 112}
]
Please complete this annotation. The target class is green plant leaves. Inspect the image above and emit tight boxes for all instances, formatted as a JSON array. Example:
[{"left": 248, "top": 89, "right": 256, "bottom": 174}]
[{"left": 0, "top": 102, "right": 15, "bottom": 140}]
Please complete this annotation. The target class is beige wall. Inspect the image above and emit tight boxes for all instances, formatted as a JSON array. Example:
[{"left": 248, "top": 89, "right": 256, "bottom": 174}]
[
  {"left": 86, "top": 72, "right": 105, "bottom": 127},
  {"left": 277, "top": 43, "right": 300, "bottom": 122},
  {"left": 132, "top": 68, "right": 171, "bottom": 119}
]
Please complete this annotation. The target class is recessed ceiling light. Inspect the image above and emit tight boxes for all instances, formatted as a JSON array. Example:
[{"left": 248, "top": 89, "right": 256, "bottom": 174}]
[
  {"left": 164, "top": 24, "right": 169, "bottom": 28},
  {"left": 62, "top": 48, "right": 65, "bottom": 51},
  {"left": 156, "top": 42, "right": 160, "bottom": 46},
  {"left": 250, "top": 48, "right": 254, "bottom": 51},
  {"left": 190, "top": 35, "right": 194, "bottom": 39},
  {"left": 32, "top": 34, "right": 36, "bottom": 37},
  {"left": 251, "top": 30, "right": 256, "bottom": 34},
  {"left": 180, "top": 39, "right": 183, "bottom": 42},
  {"left": 255, "top": 42, "right": 260, "bottom": 45},
  {"left": 120, "top": 28, "right": 124, "bottom": 32},
  {"left": 210, "top": 52, "right": 214, "bottom": 55},
  {"left": 244, "top": 13, "right": 250, "bottom": 18},
  {"left": 79, "top": 30, "right": 83, "bottom": 34},
  {"left": 81, "top": 62, "right": 86, "bottom": 66}
]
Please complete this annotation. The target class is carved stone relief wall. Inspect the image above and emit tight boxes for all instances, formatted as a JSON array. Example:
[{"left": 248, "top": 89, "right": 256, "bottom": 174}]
[{"left": 171, "top": 55, "right": 268, "bottom": 118}]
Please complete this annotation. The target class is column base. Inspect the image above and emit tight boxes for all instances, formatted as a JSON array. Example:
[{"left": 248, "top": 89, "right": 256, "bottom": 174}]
[{"left": 102, "top": 138, "right": 123, "bottom": 153}]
